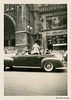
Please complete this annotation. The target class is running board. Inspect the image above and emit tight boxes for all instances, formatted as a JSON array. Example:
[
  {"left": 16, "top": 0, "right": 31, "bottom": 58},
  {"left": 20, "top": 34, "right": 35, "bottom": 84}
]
[{"left": 13, "top": 66, "right": 41, "bottom": 69}]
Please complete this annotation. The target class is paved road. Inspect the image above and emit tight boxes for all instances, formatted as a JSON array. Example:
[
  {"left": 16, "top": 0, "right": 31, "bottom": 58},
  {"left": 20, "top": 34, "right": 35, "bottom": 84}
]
[{"left": 4, "top": 67, "right": 67, "bottom": 96}]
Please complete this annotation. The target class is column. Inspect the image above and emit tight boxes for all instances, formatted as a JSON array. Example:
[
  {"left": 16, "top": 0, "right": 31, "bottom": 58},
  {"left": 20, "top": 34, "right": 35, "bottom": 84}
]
[
  {"left": 42, "top": 32, "right": 47, "bottom": 54},
  {"left": 15, "top": 4, "right": 29, "bottom": 50}
]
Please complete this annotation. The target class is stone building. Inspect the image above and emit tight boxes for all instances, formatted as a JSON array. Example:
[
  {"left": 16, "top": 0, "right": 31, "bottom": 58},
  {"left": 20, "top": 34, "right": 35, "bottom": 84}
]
[
  {"left": 4, "top": 4, "right": 67, "bottom": 52},
  {"left": 4, "top": 4, "right": 41, "bottom": 50}
]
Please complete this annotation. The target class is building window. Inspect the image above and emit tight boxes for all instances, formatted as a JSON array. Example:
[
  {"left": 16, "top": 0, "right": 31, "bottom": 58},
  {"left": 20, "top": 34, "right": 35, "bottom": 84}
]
[
  {"left": 46, "top": 15, "right": 67, "bottom": 30},
  {"left": 47, "top": 35, "right": 67, "bottom": 45}
]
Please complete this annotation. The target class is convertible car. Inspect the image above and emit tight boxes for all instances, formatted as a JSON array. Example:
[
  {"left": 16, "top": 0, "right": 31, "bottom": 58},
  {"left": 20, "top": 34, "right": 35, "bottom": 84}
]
[{"left": 4, "top": 54, "right": 64, "bottom": 72}]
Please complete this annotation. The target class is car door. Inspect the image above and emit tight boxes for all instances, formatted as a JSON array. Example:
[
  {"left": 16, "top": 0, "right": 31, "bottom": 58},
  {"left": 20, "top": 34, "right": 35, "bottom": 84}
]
[
  {"left": 23, "top": 55, "right": 43, "bottom": 67},
  {"left": 14, "top": 55, "right": 43, "bottom": 67},
  {"left": 14, "top": 55, "right": 26, "bottom": 66}
]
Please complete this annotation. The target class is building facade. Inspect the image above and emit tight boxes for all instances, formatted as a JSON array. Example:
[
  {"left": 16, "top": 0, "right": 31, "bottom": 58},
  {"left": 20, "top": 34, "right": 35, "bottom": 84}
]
[
  {"left": 39, "top": 4, "right": 67, "bottom": 51},
  {"left": 4, "top": 4, "right": 67, "bottom": 52}
]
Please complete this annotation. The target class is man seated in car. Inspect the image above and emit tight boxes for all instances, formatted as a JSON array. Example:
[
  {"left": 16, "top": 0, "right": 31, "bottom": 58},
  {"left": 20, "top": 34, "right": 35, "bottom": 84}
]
[{"left": 32, "top": 42, "right": 40, "bottom": 55}]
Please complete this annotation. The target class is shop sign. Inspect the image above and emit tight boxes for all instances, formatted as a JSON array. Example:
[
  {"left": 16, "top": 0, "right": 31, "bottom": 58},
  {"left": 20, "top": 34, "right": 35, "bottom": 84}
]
[
  {"left": 47, "top": 30, "right": 67, "bottom": 36},
  {"left": 39, "top": 5, "right": 67, "bottom": 12},
  {"left": 45, "top": 11, "right": 66, "bottom": 17}
]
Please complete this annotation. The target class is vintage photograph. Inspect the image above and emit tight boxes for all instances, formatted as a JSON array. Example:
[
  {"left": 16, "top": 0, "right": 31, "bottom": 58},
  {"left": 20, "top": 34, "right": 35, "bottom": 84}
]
[{"left": 4, "top": 4, "right": 67, "bottom": 96}]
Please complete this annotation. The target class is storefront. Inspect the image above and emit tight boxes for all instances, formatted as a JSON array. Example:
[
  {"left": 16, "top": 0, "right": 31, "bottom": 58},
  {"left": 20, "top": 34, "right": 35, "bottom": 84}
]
[
  {"left": 40, "top": 4, "right": 67, "bottom": 51},
  {"left": 47, "top": 30, "right": 67, "bottom": 50}
]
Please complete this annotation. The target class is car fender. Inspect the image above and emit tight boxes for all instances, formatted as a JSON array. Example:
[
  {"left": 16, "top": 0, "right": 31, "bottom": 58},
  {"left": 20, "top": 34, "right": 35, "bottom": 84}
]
[
  {"left": 4, "top": 57, "right": 14, "bottom": 67},
  {"left": 41, "top": 57, "right": 64, "bottom": 69}
]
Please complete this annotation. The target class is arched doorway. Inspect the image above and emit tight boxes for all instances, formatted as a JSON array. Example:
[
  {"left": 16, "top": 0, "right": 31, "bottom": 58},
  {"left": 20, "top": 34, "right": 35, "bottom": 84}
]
[{"left": 4, "top": 14, "right": 16, "bottom": 46}]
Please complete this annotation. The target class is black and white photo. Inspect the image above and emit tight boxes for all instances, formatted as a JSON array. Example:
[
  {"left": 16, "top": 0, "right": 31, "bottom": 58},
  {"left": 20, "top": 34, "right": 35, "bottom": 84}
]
[{"left": 2, "top": 3, "right": 69, "bottom": 99}]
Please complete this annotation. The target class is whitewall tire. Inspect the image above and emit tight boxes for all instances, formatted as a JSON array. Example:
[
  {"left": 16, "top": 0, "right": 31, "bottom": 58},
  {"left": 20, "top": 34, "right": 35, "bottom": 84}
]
[{"left": 44, "top": 62, "right": 54, "bottom": 72}]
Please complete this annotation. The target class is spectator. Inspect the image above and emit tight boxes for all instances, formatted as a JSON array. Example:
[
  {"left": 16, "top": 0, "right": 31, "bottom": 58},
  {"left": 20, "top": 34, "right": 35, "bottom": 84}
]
[
  {"left": 64, "top": 50, "right": 67, "bottom": 62},
  {"left": 4, "top": 50, "right": 7, "bottom": 54},
  {"left": 46, "top": 49, "right": 50, "bottom": 54},
  {"left": 24, "top": 50, "right": 29, "bottom": 55}
]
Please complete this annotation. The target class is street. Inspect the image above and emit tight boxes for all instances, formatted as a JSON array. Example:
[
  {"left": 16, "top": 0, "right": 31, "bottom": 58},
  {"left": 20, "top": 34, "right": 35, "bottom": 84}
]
[{"left": 4, "top": 67, "right": 67, "bottom": 96}]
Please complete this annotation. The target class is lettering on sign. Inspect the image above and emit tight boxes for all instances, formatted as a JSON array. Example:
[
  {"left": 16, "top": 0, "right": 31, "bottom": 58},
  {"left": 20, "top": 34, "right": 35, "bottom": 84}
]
[
  {"left": 47, "top": 30, "right": 67, "bottom": 36},
  {"left": 40, "top": 4, "right": 67, "bottom": 12}
]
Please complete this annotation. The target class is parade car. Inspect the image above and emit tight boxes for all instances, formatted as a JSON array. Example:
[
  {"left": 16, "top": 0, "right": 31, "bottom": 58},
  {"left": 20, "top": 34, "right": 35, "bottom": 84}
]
[{"left": 4, "top": 54, "right": 64, "bottom": 72}]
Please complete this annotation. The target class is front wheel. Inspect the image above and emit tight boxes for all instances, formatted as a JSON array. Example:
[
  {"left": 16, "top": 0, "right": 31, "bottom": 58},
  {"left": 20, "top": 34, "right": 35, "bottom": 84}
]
[{"left": 43, "top": 62, "right": 54, "bottom": 72}]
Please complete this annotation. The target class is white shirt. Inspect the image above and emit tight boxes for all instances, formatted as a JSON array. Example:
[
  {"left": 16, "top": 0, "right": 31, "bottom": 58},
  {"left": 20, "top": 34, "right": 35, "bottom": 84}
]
[{"left": 32, "top": 43, "right": 40, "bottom": 54}]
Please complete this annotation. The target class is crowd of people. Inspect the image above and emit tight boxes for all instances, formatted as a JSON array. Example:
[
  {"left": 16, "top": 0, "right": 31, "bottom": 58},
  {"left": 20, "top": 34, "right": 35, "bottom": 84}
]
[
  {"left": 4, "top": 43, "right": 67, "bottom": 66},
  {"left": 4, "top": 43, "right": 41, "bottom": 55}
]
